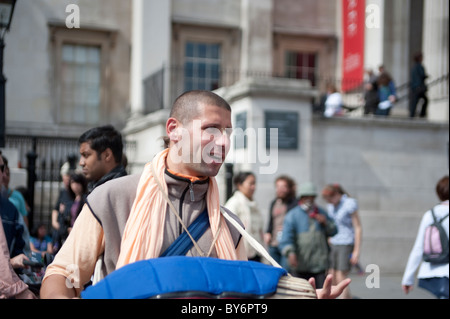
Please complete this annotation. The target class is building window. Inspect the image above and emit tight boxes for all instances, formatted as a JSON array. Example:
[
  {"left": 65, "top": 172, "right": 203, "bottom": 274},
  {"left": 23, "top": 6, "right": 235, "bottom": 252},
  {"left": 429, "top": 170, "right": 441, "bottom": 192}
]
[
  {"left": 284, "top": 51, "right": 317, "bottom": 87},
  {"left": 60, "top": 44, "right": 102, "bottom": 124},
  {"left": 49, "top": 24, "right": 118, "bottom": 127},
  {"left": 184, "top": 42, "right": 221, "bottom": 91}
]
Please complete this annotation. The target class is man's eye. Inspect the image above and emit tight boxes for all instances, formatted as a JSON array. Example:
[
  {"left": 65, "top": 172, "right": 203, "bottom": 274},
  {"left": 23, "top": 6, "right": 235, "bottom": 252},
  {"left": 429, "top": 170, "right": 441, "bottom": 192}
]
[
  {"left": 202, "top": 127, "right": 233, "bottom": 139},
  {"left": 203, "top": 127, "right": 221, "bottom": 136}
]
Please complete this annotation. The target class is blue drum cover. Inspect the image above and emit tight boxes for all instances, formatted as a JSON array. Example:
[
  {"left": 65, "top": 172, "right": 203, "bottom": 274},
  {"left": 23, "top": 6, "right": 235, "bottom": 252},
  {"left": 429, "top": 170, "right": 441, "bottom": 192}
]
[{"left": 81, "top": 256, "right": 287, "bottom": 299}]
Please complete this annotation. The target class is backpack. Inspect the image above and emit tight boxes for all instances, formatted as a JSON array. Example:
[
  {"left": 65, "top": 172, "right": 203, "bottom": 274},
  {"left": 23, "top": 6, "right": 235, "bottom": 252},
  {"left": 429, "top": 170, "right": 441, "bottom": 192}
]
[{"left": 422, "top": 209, "right": 449, "bottom": 264}]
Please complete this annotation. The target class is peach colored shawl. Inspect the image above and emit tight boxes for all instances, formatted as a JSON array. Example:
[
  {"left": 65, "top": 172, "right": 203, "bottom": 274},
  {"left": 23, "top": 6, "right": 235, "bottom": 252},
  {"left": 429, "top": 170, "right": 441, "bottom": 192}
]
[{"left": 116, "top": 148, "right": 238, "bottom": 269}]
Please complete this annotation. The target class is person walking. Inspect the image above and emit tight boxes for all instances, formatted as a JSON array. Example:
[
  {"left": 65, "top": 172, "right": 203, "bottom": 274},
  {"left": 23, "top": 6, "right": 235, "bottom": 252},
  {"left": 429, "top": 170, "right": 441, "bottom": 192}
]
[
  {"left": 409, "top": 52, "right": 429, "bottom": 118},
  {"left": 375, "top": 71, "right": 397, "bottom": 116},
  {"left": 0, "top": 151, "right": 26, "bottom": 259},
  {"left": 322, "top": 183, "right": 362, "bottom": 299},
  {"left": 264, "top": 175, "right": 297, "bottom": 270},
  {"left": 280, "top": 182, "right": 337, "bottom": 288},
  {"left": 1, "top": 154, "right": 32, "bottom": 258},
  {"left": 323, "top": 84, "right": 344, "bottom": 118},
  {"left": 363, "top": 69, "right": 379, "bottom": 115},
  {"left": 67, "top": 173, "right": 88, "bottom": 229},
  {"left": 225, "top": 172, "right": 264, "bottom": 262},
  {"left": 51, "top": 161, "right": 75, "bottom": 253},
  {"left": 402, "top": 175, "right": 449, "bottom": 299}
]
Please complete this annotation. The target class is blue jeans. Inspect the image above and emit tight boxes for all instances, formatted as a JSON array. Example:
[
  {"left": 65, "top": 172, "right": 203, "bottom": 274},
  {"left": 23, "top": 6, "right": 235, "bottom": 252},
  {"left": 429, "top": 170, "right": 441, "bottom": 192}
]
[
  {"left": 375, "top": 107, "right": 391, "bottom": 116},
  {"left": 418, "top": 277, "right": 449, "bottom": 299}
]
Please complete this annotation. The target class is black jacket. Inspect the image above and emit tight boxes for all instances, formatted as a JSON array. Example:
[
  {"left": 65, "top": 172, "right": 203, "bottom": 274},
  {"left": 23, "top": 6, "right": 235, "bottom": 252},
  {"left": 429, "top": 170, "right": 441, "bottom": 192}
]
[
  {"left": 87, "top": 165, "right": 128, "bottom": 194},
  {"left": 265, "top": 197, "right": 298, "bottom": 235}
]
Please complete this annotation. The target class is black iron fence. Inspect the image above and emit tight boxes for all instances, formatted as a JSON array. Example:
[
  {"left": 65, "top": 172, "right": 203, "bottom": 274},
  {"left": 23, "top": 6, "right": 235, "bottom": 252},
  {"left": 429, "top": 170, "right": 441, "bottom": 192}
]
[{"left": 4, "top": 135, "right": 136, "bottom": 231}]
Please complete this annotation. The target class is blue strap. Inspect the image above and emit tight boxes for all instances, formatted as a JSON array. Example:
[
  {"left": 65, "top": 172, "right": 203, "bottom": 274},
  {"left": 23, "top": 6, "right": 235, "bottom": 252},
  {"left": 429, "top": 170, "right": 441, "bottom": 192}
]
[{"left": 160, "top": 208, "right": 209, "bottom": 257}]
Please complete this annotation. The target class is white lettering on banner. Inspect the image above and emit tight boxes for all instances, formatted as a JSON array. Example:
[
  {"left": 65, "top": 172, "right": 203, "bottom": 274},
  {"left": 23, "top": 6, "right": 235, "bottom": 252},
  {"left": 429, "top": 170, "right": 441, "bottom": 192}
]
[
  {"left": 344, "top": 53, "right": 361, "bottom": 73},
  {"left": 346, "top": 0, "right": 358, "bottom": 37}
]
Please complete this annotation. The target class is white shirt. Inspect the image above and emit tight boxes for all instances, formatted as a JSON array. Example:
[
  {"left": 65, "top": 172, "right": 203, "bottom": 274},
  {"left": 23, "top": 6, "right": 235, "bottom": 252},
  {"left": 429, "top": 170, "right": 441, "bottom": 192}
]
[
  {"left": 324, "top": 92, "right": 343, "bottom": 118},
  {"left": 402, "top": 201, "right": 449, "bottom": 286},
  {"left": 327, "top": 194, "right": 358, "bottom": 245},
  {"left": 224, "top": 191, "right": 264, "bottom": 259}
]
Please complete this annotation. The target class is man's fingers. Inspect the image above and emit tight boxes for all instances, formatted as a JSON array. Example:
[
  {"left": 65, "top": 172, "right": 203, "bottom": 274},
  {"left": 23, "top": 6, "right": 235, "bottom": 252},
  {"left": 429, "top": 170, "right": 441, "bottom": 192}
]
[{"left": 315, "top": 275, "right": 351, "bottom": 299}]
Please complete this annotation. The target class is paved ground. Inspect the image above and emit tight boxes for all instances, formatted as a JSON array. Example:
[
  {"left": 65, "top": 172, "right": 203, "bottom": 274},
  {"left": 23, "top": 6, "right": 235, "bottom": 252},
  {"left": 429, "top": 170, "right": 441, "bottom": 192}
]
[{"left": 348, "top": 272, "right": 435, "bottom": 299}]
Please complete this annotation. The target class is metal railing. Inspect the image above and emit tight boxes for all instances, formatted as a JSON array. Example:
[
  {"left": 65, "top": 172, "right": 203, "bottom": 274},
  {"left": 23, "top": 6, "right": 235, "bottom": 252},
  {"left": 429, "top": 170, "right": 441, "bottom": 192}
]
[
  {"left": 4, "top": 135, "right": 136, "bottom": 230},
  {"left": 143, "top": 64, "right": 448, "bottom": 116}
]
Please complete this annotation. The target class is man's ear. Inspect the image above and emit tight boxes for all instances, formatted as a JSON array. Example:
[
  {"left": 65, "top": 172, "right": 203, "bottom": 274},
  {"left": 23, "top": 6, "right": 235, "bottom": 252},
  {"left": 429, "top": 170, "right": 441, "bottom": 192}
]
[
  {"left": 166, "top": 118, "right": 181, "bottom": 142},
  {"left": 102, "top": 148, "right": 114, "bottom": 163}
]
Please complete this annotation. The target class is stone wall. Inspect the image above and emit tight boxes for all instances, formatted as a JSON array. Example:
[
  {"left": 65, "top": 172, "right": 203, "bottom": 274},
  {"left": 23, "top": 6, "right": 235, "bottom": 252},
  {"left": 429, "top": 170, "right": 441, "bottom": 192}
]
[
  {"left": 311, "top": 117, "right": 448, "bottom": 272},
  {"left": 219, "top": 78, "right": 449, "bottom": 273}
]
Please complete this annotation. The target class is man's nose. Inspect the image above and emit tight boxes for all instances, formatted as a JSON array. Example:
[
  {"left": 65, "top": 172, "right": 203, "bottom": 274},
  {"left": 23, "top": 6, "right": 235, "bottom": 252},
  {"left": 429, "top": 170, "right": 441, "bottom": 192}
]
[{"left": 215, "top": 128, "right": 232, "bottom": 145}]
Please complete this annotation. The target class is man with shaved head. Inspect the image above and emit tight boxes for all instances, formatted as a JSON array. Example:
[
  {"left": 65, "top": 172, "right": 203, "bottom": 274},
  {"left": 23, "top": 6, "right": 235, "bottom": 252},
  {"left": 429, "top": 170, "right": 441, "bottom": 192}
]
[
  {"left": 41, "top": 90, "right": 349, "bottom": 299},
  {"left": 41, "top": 90, "right": 246, "bottom": 298}
]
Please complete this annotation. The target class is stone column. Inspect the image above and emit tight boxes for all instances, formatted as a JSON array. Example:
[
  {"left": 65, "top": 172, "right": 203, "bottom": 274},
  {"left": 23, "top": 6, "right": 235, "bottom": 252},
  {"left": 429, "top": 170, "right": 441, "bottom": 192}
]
[
  {"left": 423, "top": 0, "right": 449, "bottom": 122},
  {"left": 364, "top": 0, "right": 385, "bottom": 71},
  {"left": 125, "top": 0, "right": 172, "bottom": 173},
  {"left": 129, "top": 0, "right": 172, "bottom": 118},
  {"left": 129, "top": 0, "right": 144, "bottom": 118},
  {"left": 240, "top": 0, "right": 273, "bottom": 77}
]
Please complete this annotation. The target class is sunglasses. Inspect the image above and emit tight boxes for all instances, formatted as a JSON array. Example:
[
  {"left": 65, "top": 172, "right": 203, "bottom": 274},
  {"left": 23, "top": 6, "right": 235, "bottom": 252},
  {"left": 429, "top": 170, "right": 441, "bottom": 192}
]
[{"left": 0, "top": 164, "right": 4, "bottom": 173}]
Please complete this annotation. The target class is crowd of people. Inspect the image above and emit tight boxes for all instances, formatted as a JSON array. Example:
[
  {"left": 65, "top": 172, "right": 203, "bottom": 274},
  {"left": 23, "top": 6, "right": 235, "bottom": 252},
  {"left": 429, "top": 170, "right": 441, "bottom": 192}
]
[
  {"left": 1, "top": 89, "right": 447, "bottom": 300},
  {"left": 319, "top": 64, "right": 398, "bottom": 118},
  {"left": 320, "top": 51, "right": 429, "bottom": 119},
  {"left": 1, "top": 125, "right": 128, "bottom": 298},
  {"left": 223, "top": 171, "right": 448, "bottom": 299},
  {"left": 224, "top": 172, "right": 363, "bottom": 298}
]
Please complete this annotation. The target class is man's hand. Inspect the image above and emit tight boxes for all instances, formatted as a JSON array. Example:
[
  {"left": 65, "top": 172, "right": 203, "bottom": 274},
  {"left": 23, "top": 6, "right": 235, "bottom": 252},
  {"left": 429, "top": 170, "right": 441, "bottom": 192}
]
[
  {"left": 312, "top": 213, "right": 327, "bottom": 224},
  {"left": 310, "top": 274, "right": 351, "bottom": 299},
  {"left": 263, "top": 233, "right": 272, "bottom": 246},
  {"left": 402, "top": 285, "right": 413, "bottom": 295},
  {"left": 287, "top": 252, "right": 298, "bottom": 269},
  {"left": 10, "top": 254, "right": 29, "bottom": 269}
]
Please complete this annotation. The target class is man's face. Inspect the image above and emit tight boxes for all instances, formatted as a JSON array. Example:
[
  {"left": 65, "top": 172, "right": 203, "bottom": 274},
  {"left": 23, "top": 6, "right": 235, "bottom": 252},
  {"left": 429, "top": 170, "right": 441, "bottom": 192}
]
[
  {"left": 238, "top": 174, "right": 256, "bottom": 200},
  {"left": 300, "top": 196, "right": 315, "bottom": 206},
  {"left": 79, "top": 142, "right": 108, "bottom": 182},
  {"left": 168, "top": 103, "right": 232, "bottom": 178},
  {"left": 275, "top": 180, "right": 290, "bottom": 200}
]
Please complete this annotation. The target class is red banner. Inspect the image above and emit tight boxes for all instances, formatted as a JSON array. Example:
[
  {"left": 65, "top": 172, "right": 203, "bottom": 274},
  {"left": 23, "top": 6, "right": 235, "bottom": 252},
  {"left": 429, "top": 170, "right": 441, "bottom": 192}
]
[{"left": 341, "top": 0, "right": 365, "bottom": 92}]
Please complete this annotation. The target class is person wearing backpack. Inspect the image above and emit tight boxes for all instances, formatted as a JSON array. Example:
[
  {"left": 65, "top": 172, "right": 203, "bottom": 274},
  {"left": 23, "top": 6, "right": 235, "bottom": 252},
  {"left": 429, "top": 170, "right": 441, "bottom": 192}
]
[{"left": 402, "top": 175, "right": 449, "bottom": 299}]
